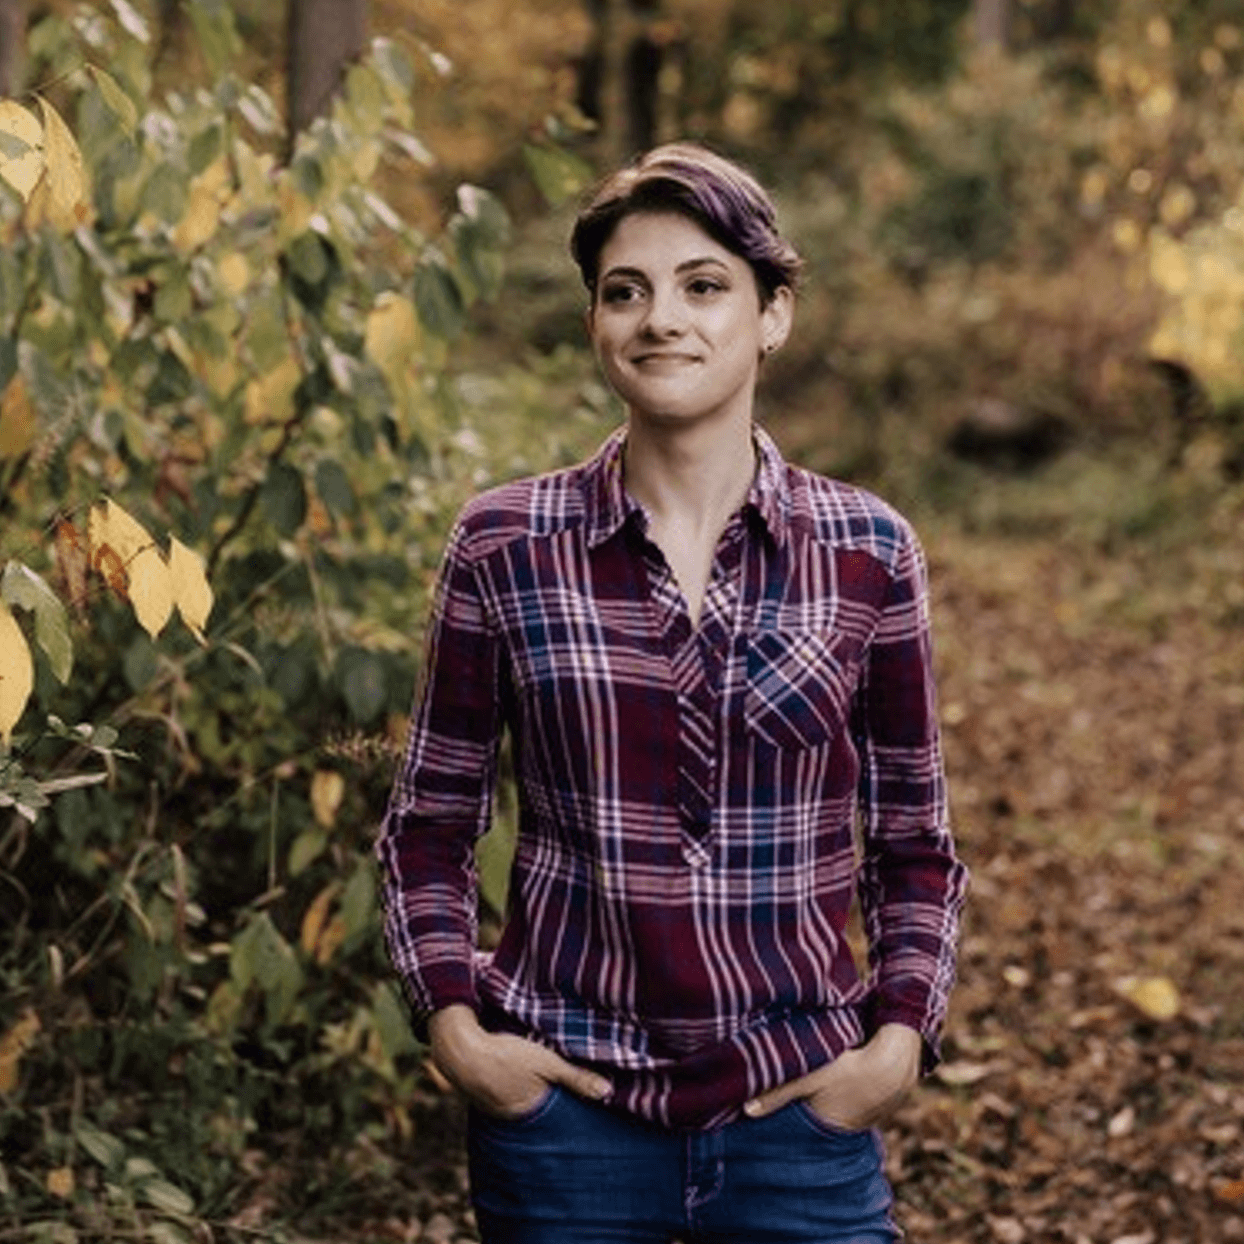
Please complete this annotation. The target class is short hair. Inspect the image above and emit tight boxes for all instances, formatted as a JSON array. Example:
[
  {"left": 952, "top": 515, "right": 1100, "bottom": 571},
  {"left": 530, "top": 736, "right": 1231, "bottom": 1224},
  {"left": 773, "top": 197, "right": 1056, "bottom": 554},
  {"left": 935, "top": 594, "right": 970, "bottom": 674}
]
[{"left": 569, "top": 143, "right": 803, "bottom": 306}]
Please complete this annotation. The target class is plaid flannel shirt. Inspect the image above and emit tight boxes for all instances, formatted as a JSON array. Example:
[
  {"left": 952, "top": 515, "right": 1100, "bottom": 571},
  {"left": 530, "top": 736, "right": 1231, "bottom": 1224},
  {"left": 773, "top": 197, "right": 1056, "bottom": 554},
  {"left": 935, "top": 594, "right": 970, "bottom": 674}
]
[{"left": 377, "top": 427, "right": 968, "bottom": 1129}]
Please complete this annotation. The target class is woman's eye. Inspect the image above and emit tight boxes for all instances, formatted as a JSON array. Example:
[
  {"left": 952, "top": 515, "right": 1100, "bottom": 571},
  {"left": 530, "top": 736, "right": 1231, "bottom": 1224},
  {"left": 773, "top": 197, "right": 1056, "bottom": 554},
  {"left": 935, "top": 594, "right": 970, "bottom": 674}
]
[
  {"left": 687, "top": 278, "right": 725, "bottom": 296},
  {"left": 601, "top": 283, "right": 641, "bottom": 304}
]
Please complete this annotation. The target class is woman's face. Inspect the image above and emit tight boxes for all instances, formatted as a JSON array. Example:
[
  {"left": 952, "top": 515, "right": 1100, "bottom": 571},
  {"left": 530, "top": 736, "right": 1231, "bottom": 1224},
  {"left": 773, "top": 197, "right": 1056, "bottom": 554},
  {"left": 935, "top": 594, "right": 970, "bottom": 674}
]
[{"left": 587, "top": 211, "right": 792, "bottom": 430}]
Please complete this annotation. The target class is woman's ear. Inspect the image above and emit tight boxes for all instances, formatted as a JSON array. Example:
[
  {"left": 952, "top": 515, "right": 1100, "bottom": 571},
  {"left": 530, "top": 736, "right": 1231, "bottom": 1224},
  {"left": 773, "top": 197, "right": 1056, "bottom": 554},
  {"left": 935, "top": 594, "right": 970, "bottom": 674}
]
[{"left": 761, "top": 285, "right": 795, "bottom": 357}]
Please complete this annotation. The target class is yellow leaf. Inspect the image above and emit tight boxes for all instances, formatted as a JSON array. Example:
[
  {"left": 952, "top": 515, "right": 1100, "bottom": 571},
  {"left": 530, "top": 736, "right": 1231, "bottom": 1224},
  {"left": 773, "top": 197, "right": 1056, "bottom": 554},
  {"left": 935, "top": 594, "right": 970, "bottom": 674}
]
[
  {"left": 276, "top": 175, "right": 314, "bottom": 245},
  {"left": 23, "top": 168, "right": 49, "bottom": 230},
  {"left": 1115, "top": 975, "right": 1181, "bottom": 1021},
  {"left": 0, "top": 100, "right": 45, "bottom": 201},
  {"left": 364, "top": 293, "right": 420, "bottom": 387},
  {"left": 217, "top": 252, "right": 251, "bottom": 297},
  {"left": 244, "top": 356, "right": 302, "bottom": 426},
  {"left": 310, "top": 769, "right": 345, "bottom": 828},
  {"left": 46, "top": 1166, "right": 74, "bottom": 1199},
  {"left": 0, "top": 374, "right": 36, "bottom": 460},
  {"left": 129, "top": 546, "right": 174, "bottom": 638},
  {"left": 37, "top": 97, "right": 92, "bottom": 231},
  {"left": 173, "top": 156, "right": 231, "bottom": 253},
  {"left": 0, "top": 1007, "right": 40, "bottom": 1094},
  {"left": 300, "top": 882, "right": 341, "bottom": 957},
  {"left": 168, "top": 537, "right": 213, "bottom": 641},
  {"left": 173, "top": 183, "right": 221, "bottom": 253},
  {"left": 0, "top": 599, "right": 34, "bottom": 745},
  {"left": 89, "top": 498, "right": 154, "bottom": 567},
  {"left": 315, "top": 915, "right": 347, "bottom": 965}
]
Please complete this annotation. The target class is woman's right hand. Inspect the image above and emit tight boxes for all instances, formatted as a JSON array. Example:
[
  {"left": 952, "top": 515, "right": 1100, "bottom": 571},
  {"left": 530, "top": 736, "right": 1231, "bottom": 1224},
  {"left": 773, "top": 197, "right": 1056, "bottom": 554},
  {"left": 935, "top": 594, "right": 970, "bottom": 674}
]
[{"left": 428, "top": 1004, "right": 612, "bottom": 1119}]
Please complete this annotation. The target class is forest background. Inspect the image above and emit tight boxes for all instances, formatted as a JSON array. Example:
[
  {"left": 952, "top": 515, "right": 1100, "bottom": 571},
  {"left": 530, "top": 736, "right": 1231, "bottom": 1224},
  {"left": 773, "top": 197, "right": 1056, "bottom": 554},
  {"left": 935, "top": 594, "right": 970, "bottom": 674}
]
[{"left": 1, "top": 1, "right": 1243, "bottom": 1242}]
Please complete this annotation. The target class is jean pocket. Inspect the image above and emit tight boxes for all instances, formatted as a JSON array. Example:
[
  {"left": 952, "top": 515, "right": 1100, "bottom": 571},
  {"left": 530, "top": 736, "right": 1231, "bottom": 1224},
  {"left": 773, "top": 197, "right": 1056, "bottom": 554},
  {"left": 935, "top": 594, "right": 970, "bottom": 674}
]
[
  {"left": 472, "top": 1083, "right": 563, "bottom": 1128},
  {"left": 788, "top": 1098, "right": 871, "bottom": 1141}
]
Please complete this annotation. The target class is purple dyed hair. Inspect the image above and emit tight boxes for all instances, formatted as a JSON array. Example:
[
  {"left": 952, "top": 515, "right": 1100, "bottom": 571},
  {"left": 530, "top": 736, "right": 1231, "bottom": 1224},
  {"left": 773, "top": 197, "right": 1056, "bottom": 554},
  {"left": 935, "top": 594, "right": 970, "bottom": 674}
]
[{"left": 569, "top": 143, "right": 803, "bottom": 306}]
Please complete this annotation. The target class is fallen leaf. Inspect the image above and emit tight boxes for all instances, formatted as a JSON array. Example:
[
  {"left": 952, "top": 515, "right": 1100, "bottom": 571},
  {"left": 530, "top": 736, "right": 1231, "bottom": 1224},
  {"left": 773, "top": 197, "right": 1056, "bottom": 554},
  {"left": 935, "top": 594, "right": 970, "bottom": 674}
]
[
  {"left": 1108, "top": 1105, "right": 1135, "bottom": 1138},
  {"left": 988, "top": 1215, "right": 1025, "bottom": 1244},
  {"left": 1114, "top": 975, "right": 1181, "bottom": 1022},
  {"left": 935, "top": 1060, "right": 996, "bottom": 1086}
]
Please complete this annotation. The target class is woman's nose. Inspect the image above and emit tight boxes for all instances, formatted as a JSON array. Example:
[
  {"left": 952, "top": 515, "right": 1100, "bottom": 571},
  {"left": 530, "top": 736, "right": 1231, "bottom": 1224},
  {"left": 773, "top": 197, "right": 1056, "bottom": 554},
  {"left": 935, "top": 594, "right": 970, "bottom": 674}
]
[{"left": 639, "top": 285, "right": 686, "bottom": 337}]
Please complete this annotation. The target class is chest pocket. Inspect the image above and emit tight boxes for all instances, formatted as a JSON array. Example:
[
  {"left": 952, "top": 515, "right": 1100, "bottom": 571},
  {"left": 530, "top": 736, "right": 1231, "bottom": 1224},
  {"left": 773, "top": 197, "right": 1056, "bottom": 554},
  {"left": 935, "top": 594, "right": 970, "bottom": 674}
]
[{"left": 744, "top": 630, "right": 860, "bottom": 752}]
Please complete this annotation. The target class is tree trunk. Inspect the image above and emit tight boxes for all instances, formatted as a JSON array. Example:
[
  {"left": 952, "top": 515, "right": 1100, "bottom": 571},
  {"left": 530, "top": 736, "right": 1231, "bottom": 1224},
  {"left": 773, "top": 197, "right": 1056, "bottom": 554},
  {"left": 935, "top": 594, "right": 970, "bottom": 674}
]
[
  {"left": 582, "top": 0, "right": 663, "bottom": 165},
  {"left": 974, "top": 0, "right": 1011, "bottom": 49},
  {"left": 287, "top": 0, "right": 368, "bottom": 147},
  {"left": 0, "top": 0, "right": 26, "bottom": 99}
]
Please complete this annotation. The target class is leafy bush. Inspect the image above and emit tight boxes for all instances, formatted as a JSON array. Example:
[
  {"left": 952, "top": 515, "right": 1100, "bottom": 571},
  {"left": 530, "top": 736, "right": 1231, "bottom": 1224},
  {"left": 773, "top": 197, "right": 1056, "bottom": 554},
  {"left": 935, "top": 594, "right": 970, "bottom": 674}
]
[{"left": 0, "top": 5, "right": 610, "bottom": 1235}]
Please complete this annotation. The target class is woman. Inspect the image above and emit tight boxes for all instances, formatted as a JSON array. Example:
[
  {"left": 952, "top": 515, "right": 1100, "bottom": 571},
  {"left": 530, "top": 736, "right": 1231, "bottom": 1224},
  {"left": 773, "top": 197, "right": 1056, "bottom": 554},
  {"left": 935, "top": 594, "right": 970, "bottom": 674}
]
[{"left": 377, "top": 143, "right": 969, "bottom": 1243}]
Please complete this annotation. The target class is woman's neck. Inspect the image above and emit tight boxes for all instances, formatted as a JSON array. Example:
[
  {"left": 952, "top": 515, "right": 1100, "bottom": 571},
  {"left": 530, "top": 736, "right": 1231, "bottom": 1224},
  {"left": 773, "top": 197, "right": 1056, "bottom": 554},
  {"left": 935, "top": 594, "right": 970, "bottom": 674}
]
[{"left": 622, "top": 412, "right": 757, "bottom": 537}]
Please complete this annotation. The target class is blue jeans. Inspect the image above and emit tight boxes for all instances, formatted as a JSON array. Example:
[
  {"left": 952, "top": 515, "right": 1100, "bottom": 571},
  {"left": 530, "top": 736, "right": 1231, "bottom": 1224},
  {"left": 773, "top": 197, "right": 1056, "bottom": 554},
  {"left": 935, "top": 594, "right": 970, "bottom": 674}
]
[{"left": 466, "top": 1086, "right": 900, "bottom": 1243}]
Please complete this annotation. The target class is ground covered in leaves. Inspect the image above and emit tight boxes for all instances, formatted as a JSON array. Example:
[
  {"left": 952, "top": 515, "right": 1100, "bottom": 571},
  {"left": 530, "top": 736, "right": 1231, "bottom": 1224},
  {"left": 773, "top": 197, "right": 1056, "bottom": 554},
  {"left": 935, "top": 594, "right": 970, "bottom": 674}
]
[{"left": 252, "top": 448, "right": 1244, "bottom": 1244}]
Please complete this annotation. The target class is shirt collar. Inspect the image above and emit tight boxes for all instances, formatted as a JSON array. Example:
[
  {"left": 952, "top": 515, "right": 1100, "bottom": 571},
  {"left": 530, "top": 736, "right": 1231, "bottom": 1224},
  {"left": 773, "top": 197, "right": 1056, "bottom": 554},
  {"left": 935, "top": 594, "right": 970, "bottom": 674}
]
[{"left": 583, "top": 424, "right": 791, "bottom": 550}]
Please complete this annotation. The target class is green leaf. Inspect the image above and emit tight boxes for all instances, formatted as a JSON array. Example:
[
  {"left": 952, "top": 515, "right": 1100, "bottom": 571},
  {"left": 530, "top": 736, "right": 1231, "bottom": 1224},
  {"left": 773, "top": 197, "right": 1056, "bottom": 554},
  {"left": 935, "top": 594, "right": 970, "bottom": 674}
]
[
  {"left": 1, "top": 562, "right": 73, "bottom": 684},
  {"left": 287, "top": 231, "right": 329, "bottom": 286},
  {"left": 457, "top": 184, "right": 511, "bottom": 248},
  {"left": 413, "top": 252, "right": 465, "bottom": 339},
  {"left": 288, "top": 827, "right": 327, "bottom": 877},
  {"left": 153, "top": 269, "right": 192, "bottom": 324},
  {"left": 87, "top": 66, "right": 138, "bottom": 137},
  {"left": 260, "top": 462, "right": 307, "bottom": 537},
  {"left": 186, "top": 0, "right": 242, "bottom": 77},
  {"left": 344, "top": 64, "right": 387, "bottom": 135},
  {"left": 37, "top": 234, "right": 81, "bottom": 308},
  {"left": 372, "top": 38, "right": 415, "bottom": 99},
  {"left": 339, "top": 856, "right": 376, "bottom": 942},
  {"left": 137, "top": 1177, "right": 195, "bottom": 1216},
  {"left": 187, "top": 124, "right": 223, "bottom": 176},
  {"left": 336, "top": 646, "right": 386, "bottom": 724},
  {"left": 452, "top": 214, "right": 506, "bottom": 303},
  {"left": 147, "top": 1222, "right": 195, "bottom": 1244},
  {"left": 75, "top": 1121, "right": 126, "bottom": 1172},
  {"left": 245, "top": 288, "right": 289, "bottom": 373},
  {"left": 140, "top": 162, "right": 189, "bottom": 226},
  {"left": 372, "top": 981, "right": 417, "bottom": 1060},
  {"left": 314, "top": 458, "right": 356, "bottom": 516},
  {"left": 19, "top": 341, "right": 72, "bottom": 420},
  {"left": 230, "top": 912, "right": 303, "bottom": 1025},
  {"left": 123, "top": 636, "right": 158, "bottom": 692},
  {"left": 523, "top": 143, "right": 593, "bottom": 207}
]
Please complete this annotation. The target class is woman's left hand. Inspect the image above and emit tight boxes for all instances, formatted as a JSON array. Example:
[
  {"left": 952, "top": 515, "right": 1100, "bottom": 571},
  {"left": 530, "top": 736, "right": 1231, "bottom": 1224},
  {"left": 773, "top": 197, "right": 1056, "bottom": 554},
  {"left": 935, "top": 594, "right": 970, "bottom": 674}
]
[{"left": 742, "top": 1023, "right": 923, "bottom": 1131}]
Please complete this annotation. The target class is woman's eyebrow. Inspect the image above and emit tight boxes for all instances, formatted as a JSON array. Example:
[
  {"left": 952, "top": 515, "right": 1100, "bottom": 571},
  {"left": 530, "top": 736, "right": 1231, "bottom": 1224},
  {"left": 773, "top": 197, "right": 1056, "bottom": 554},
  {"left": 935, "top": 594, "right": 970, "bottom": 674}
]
[{"left": 601, "top": 257, "right": 730, "bottom": 281}]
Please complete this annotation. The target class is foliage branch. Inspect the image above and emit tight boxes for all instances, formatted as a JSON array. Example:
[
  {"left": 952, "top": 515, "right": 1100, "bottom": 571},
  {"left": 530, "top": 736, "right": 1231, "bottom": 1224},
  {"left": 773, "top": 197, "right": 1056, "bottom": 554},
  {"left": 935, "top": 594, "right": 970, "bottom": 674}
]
[{"left": 0, "top": 4, "right": 610, "bottom": 1235}]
